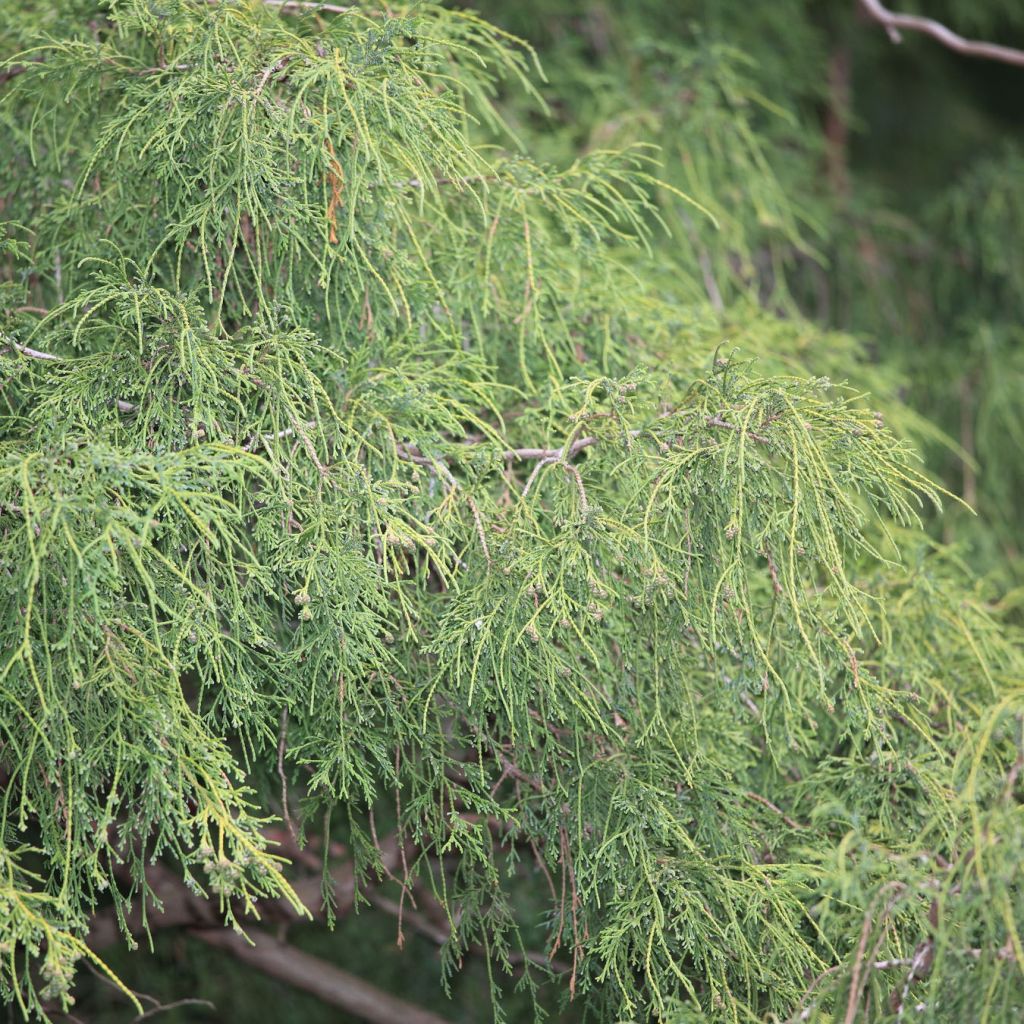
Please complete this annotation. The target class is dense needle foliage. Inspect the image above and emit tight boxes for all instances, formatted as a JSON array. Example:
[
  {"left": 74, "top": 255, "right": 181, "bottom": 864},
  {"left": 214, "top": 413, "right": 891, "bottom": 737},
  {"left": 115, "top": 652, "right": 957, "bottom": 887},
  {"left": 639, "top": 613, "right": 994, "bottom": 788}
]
[{"left": 0, "top": 1, "right": 1022, "bottom": 1021}]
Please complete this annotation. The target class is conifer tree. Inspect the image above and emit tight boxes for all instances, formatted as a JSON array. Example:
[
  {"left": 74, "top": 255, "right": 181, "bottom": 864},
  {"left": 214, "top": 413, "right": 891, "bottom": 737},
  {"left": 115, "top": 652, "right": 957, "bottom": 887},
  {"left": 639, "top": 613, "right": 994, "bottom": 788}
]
[{"left": 0, "top": 2, "right": 1022, "bottom": 1022}]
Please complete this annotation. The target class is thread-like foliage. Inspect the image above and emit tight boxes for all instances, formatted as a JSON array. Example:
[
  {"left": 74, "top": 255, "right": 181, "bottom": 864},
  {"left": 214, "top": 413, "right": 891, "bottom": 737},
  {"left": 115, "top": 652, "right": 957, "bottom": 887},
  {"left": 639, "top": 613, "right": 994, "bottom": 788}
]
[{"left": 0, "top": 2, "right": 1022, "bottom": 1022}]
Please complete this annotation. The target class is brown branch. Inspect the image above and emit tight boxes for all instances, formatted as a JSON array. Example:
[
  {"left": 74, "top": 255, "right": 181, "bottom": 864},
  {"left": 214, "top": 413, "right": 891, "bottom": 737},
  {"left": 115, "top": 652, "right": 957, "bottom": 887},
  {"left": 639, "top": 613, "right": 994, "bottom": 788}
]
[
  {"left": 0, "top": 58, "right": 44, "bottom": 85},
  {"left": 0, "top": 344, "right": 312, "bottom": 444},
  {"left": 254, "top": 56, "right": 290, "bottom": 96},
  {"left": 130, "top": 998, "right": 217, "bottom": 1022},
  {"left": 5, "top": 345, "right": 773, "bottom": 461},
  {"left": 243, "top": 423, "right": 316, "bottom": 451},
  {"left": 743, "top": 790, "right": 806, "bottom": 830},
  {"left": 368, "top": 890, "right": 571, "bottom": 975},
  {"left": 88, "top": 836, "right": 404, "bottom": 951},
  {"left": 504, "top": 436, "right": 603, "bottom": 462},
  {"left": 888, "top": 939, "right": 934, "bottom": 1017},
  {"left": 706, "top": 415, "right": 771, "bottom": 445},
  {"left": 205, "top": 0, "right": 362, "bottom": 14},
  {"left": 87, "top": 862, "right": 217, "bottom": 951},
  {"left": 1, "top": 339, "right": 60, "bottom": 361},
  {"left": 498, "top": 755, "right": 546, "bottom": 793},
  {"left": 824, "top": 47, "right": 851, "bottom": 198},
  {"left": 277, "top": 708, "right": 297, "bottom": 840},
  {"left": 263, "top": 0, "right": 358, "bottom": 13},
  {"left": 367, "top": 891, "right": 449, "bottom": 947},
  {"left": 858, "top": 0, "right": 1024, "bottom": 67},
  {"left": 190, "top": 928, "right": 452, "bottom": 1024},
  {"left": 795, "top": 953, "right": 939, "bottom": 1022},
  {"left": 845, "top": 881, "right": 907, "bottom": 1024},
  {"left": 466, "top": 493, "right": 492, "bottom": 565}
]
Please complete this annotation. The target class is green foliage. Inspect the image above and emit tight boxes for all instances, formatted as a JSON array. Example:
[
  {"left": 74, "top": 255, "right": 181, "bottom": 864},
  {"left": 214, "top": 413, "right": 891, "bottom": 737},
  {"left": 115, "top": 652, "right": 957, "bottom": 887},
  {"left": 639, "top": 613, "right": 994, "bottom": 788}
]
[{"left": 0, "top": 1, "right": 1022, "bottom": 1023}]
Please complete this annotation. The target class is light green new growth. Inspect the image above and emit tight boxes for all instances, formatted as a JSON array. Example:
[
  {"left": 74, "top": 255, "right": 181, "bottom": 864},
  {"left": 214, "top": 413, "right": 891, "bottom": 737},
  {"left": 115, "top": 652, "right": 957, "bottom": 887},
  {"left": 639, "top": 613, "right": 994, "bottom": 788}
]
[{"left": 0, "top": 1, "right": 1021, "bottom": 1022}]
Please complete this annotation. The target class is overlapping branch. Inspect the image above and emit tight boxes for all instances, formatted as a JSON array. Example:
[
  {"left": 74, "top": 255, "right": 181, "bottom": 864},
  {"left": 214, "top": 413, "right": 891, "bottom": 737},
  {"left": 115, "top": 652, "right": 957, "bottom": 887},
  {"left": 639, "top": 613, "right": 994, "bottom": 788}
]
[
  {"left": 858, "top": 0, "right": 1024, "bottom": 67},
  {"left": 85, "top": 838, "right": 450, "bottom": 1024},
  {"left": 1, "top": 342, "right": 771, "bottom": 469},
  {"left": 191, "top": 930, "right": 451, "bottom": 1024}
]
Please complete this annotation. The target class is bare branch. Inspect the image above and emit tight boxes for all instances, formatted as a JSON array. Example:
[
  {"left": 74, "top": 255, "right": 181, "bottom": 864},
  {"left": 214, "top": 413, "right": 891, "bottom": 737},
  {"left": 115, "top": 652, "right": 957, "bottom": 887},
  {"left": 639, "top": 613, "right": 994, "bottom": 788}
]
[
  {"left": 204, "top": 0, "right": 359, "bottom": 13},
  {"left": 189, "top": 929, "right": 452, "bottom": 1024},
  {"left": 1, "top": 339, "right": 60, "bottom": 361},
  {"left": 130, "top": 998, "right": 217, "bottom": 1023},
  {"left": 706, "top": 415, "right": 771, "bottom": 445},
  {"left": 858, "top": 0, "right": 1024, "bottom": 67},
  {"left": 521, "top": 454, "right": 559, "bottom": 499},
  {"left": 505, "top": 436, "right": 604, "bottom": 462},
  {"left": 3, "top": 346, "right": 774, "bottom": 461},
  {"left": 263, "top": 0, "right": 358, "bottom": 14},
  {"left": 87, "top": 836, "right": 405, "bottom": 950},
  {"left": 743, "top": 790, "right": 807, "bottom": 830},
  {"left": 87, "top": 862, "right": 220, "bottom": 950},
  {"left": 0, "top": 58, "right": 44, "bottom": 85},
  {"left": 367, "top": 889, "right": 571, "bottom": 974},
  {"left": 277, "top": 708, "right": 296, "bottom": 840}
]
